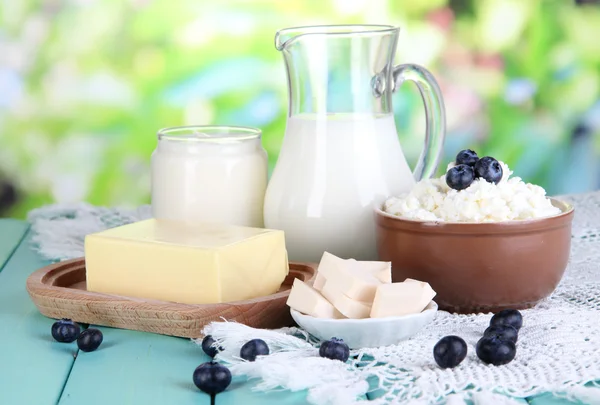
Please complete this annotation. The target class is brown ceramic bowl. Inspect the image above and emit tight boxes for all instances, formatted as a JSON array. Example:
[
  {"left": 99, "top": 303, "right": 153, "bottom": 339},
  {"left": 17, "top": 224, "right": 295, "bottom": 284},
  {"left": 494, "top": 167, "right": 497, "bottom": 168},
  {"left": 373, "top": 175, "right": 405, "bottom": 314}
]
[{"left": 375, "top": 199, "right": 574, "bottom": 314}]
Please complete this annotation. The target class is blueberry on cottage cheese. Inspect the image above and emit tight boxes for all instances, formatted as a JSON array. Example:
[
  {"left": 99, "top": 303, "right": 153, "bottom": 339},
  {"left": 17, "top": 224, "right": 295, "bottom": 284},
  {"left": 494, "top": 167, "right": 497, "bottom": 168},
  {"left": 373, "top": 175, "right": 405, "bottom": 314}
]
[
  {"left": 193, "top": 361, "right": 232, "bottom": 394},
  {"left": 433, "top": 335, "right": 467, "bottom": 369},
  {"left": 483, "top": 325, "right": 518, "bottom": 344},
  {"left": 456, "top": 149, "right": 479, "bottom": 166},
  {"left": 77, "top": 328, "right": 103, "bottom": 352},
  {"left": 490, "top": 309, "right": 523, "bottom": 331},
  {"left": 319, "top": 337, "right": 350, "bottom": 362},
  {"left": 474, "top": 156, "right": 503, "bottom": 184},
  {"left": 476, "top": 336, "right": 516, "bottom": 365},
  {"left": 240, "top": 338, "right": 270, "bottom": 362},
  {"left": 446, "top": 164, "right": 475, "bottom": 190},
  {"left": 51, "top": 319, "right": 81, "bottom": 343}
]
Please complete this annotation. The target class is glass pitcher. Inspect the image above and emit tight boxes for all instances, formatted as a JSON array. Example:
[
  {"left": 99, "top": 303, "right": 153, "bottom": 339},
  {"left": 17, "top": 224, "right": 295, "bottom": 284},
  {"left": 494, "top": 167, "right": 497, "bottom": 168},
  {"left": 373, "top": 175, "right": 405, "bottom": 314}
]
[{"left": 263, "top": 25, "right": 446, "bottom": 262}]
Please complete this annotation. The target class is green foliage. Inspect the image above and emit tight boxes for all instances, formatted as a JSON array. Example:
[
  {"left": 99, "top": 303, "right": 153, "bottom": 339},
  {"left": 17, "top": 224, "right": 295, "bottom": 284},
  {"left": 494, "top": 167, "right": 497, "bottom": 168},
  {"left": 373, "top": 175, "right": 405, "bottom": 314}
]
[{"left": 0, "top": 0, "right": 599, "bottom": 217}]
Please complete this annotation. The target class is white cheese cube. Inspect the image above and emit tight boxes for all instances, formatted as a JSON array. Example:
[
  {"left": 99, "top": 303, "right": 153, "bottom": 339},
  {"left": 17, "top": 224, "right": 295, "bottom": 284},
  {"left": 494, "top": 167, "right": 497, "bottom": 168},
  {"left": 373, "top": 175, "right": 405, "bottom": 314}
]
[
  {"left": 321, "top": 281, "right": 372, "bottom": 319},
  {"left": 370, "top": 281, "right": 436, "bottom": 318},
  {"left": 286, "top": 279, "right": 345, "bottom": 319}
]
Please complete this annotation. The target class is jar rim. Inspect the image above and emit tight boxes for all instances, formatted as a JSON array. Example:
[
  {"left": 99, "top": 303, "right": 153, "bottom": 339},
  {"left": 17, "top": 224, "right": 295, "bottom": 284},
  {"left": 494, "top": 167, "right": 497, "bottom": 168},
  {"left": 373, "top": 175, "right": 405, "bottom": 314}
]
[{"left": 157, "top": 125, "right": 262, "bottom": 142}]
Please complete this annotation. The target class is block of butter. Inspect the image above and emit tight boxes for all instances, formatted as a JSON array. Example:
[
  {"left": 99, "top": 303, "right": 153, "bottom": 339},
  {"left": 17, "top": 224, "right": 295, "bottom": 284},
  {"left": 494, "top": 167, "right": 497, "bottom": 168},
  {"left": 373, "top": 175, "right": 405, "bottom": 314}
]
[
  {"left": 85, "top": 219, "right": 289, "bottom": 305},
  {"left": 370, "top": 280, "right": 436, "bottom": 318}
]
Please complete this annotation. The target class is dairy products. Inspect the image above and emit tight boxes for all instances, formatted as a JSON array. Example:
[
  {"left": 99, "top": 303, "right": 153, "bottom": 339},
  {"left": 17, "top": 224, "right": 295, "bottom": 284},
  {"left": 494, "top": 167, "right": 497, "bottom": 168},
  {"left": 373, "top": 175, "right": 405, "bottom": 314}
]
[
  {"left": 321, "top": 281, "right": 372, "bottom": 319},
  {"left": 383, "top": 161, "right": 561, "bottom": 222},
  {"left": 314, "top": 252, "right": 391, "bottom": 292},
  {"left": 320, "top": 259, "right": 382, "bottom": 302},
  {"left": 286, "top": 279, "right": 345, "bottom": 318},
  {"left": 151, "top": 128, "right": 267, "bottom": 228},
  {"left": 85, "top": 219, "right": 288, "bottom": 305},
  {"left": 264, "top": 114, "right": 416, "bottom": 262},
  {"left": 287, "top": 252, "right": 436, "bottom": 319},
  {"left": 370, "top": 281, "right": 436, "bottom": 318}
]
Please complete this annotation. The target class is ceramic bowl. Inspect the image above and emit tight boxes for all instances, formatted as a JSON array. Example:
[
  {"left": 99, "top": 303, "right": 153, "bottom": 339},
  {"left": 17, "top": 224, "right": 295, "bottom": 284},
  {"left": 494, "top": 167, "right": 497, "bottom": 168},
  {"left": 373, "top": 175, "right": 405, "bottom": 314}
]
[
  {"left": 290, "top": 301, "right": 437, "bottom": 349},
  {"left": 375, "top": 198, "right": 574, "bottom": 314}
]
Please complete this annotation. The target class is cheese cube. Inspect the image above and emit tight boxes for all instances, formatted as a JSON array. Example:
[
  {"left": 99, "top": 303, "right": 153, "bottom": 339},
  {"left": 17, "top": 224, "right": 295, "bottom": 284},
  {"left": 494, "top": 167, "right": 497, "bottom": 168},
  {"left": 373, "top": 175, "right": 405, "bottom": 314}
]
[
  {"left": 370, "top": 281, "right": 436, "bottom": 318},
  {"left": 314, "top": 252, "right": 390, "bottom": 295},
  {"left": 352, "top": 259, "right": 392, "bottom": 284},
  {"left": 313, "top": 252, "right": 343, "bottom": 291},
  {"left": 286, "top": 279, "right": 344, "bottom": 318},
  {"left": 320, "top": 259, "right": 382, "bottom": 302},
  {"left": 85, "top": 219, "right": 289, "bottom": 305},
  {"left": 321, "top": 281, "right": 372, "bottom": 319}
]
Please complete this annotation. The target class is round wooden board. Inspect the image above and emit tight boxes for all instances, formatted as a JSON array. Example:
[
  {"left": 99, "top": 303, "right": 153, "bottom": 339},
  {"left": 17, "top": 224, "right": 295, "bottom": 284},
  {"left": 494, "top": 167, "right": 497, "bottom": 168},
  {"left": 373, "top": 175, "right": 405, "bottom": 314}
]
[{"left": 26, "top": 258, "right": 316, "bottom": 338}]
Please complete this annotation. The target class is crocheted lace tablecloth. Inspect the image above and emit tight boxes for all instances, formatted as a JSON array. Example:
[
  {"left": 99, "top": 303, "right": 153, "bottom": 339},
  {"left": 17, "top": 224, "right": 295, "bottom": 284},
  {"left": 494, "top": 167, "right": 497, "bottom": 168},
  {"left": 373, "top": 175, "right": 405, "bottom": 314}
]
[{"left": 26, "top": 192, "right": 600, "bottom": 405}]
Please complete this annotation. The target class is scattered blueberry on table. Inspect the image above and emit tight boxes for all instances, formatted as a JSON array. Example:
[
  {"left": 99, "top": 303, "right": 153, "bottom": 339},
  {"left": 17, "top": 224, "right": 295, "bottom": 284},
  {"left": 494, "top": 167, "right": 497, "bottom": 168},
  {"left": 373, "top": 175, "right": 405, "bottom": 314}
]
[
  {"left": 433, "top": 335, "right": 467, "bottom": 368},
  {"left": 490, "top": 309, "right": 523, "bottom": 331},
  {"left": 51, "top": 318, "right": 80, "bottom": 343},
  {"left": 240, "top": 338, "right": 270, "bottom": 362},
  {"left": 483, "top": 324, "right": 518, "bottom": 344},
  {"left": 476, "top": 336, "right": 516, "bottom": 366},
  {"left": 319, "top": 337, "right": 350, "bottom": 362},
  {"left": 201, "top": 335, "right": 223, "bottom": 358},
  {"left": 77, "top": 328, "right": 104, "bottom": 352},
  {"left": 455, "top": 149, "right": 479, "bottom": 166},
  {"left": 446, "top": 164, "right": 476, "bottom": 190},
  {"left": 193, "top": 361, "right": 232, "bottom": 396}
]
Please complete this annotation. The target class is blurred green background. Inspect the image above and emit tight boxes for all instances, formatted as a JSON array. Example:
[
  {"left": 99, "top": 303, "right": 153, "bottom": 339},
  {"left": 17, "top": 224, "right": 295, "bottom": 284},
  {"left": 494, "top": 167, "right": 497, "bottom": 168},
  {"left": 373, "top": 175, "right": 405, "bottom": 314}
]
[{"left": 1, "top": 0, "right": 599, "bottom": 218}]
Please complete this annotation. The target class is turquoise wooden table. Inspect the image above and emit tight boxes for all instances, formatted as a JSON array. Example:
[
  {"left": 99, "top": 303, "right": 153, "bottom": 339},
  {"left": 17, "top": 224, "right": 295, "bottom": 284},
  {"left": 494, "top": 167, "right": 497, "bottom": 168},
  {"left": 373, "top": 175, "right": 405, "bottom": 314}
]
[{"left": 0, "top": 219, "right": 585, "bottom": 404}]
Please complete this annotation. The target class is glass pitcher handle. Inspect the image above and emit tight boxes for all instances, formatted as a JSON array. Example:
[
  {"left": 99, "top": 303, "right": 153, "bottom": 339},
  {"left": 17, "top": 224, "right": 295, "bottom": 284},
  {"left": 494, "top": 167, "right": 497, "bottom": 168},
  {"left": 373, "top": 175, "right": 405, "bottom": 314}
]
[{"left": 392, "top": 64, "right": 446, "bottom": 181}]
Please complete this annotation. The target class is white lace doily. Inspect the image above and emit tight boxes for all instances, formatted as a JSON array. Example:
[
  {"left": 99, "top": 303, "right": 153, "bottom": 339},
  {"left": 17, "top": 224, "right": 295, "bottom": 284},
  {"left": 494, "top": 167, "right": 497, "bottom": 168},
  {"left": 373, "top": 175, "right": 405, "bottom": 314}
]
[{"left": 26, "top": 193, "right": 600, "bottom": 405}]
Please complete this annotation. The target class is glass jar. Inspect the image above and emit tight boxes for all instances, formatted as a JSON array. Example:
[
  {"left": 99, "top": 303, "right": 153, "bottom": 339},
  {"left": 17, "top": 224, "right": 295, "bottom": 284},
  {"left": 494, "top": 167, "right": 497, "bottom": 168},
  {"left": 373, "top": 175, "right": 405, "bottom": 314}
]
[{"left": 151, "top": 126, "right": 267, "bottom": 228}]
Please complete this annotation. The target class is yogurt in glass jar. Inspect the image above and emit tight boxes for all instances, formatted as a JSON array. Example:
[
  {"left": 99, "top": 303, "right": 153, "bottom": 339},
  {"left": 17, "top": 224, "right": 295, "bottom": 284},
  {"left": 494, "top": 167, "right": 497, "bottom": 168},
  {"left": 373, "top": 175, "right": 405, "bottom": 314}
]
[{"left": 151, "top": 126, "right": 267, "bottom": 228}]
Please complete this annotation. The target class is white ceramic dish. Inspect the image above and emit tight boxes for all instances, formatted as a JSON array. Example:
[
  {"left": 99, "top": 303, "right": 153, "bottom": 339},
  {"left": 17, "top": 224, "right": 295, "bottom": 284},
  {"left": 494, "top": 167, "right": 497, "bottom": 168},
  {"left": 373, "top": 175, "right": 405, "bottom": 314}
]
[{"left": 290, "top": 301, "right": 438, "bottom": 349}]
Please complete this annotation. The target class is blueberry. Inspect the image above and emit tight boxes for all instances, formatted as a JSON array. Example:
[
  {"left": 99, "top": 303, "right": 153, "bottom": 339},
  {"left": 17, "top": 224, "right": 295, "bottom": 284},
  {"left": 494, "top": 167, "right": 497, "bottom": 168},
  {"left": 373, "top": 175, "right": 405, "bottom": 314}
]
[
  {"left": 51, "top": 319, "right": 80, "bottom": 343},
  {"left": 446, "top": 164, "right": 475, "bottom": 190},
  {"left": 193, "top": 361, "right": 232, "bottom": 395},
  {"left": 474, "top": 156, "right": 503, "bottom": 184},
  {"left": 201, "top": 335, "right": 223, "bottom": 358},
  {"left": 483, "top": 325, "right": 518, "bottom": 344},
  {"left": 77, "top": 328, "right": 103, "bottom": 352},
  {"left": 456, "top": 149, "right": 479, "bottom": 166},
  {"left": 319, "top": 337, "right": 350, "bottom": 362},
  {"left": 433, "top": 335, "right": 467, "bottom": 369},
  {"left": 490, "top": 309, "right": 523, "bottom": 331},
  {"left": 240, "top": 339, "right": 269, "bottom": 362},
  {"left": 476, "top": 336, "right": 516, "bottom": 365}
]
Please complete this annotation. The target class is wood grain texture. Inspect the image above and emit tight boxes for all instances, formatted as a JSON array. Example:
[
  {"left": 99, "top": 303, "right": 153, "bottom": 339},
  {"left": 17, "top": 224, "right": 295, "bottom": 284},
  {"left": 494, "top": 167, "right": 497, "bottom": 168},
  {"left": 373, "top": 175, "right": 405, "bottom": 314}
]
[
  {"left": 0, "top": 228, "right": 77, "bottom": 405},
  {"left": 27, "top": 258, "right": 316, "bottom": 338},
  {"left": 59, "top": 327, "right": 213, "bottom": 405}
]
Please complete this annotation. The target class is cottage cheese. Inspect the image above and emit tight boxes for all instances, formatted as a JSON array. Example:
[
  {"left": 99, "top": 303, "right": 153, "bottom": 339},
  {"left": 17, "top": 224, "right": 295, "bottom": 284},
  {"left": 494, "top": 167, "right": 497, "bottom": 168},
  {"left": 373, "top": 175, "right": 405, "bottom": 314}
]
[{"left": 383, "top": 161, "right": 561, "bottom": 222}]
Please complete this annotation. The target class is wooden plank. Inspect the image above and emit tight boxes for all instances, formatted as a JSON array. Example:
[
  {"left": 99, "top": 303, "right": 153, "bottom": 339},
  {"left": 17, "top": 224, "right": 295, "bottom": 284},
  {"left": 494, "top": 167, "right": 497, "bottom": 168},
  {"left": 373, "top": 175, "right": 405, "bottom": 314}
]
[
  {"left": 0, "top": 219, "right": 29, "bottom": 272},
  {"left": 59, "top": 328, "right": 213, "bottom": 405},
  {"left": 0, "top": 229, "right": 78, "bottom": 405}
]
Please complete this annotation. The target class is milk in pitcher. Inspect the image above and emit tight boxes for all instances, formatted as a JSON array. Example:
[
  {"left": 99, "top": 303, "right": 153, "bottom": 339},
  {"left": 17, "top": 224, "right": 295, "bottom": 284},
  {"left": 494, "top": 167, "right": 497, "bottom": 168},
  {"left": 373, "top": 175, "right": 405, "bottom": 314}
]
[{"left": 263, "top": 114, "right": 415, "bottom": 262}]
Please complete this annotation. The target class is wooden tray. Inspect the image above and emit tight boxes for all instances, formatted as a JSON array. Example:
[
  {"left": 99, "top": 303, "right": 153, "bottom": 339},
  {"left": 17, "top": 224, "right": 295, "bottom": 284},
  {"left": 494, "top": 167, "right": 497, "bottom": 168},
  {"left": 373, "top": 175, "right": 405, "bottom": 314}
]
[{"left": 26, "top": 258, "right": 315, "bottom": 338}]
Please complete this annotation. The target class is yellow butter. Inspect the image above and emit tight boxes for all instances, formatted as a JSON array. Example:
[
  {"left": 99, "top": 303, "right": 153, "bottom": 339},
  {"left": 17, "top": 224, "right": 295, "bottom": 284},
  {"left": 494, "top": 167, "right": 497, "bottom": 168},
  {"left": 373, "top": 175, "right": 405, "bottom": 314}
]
[{"left": 84, "top": 219, "right": 289, "bottom": 305}]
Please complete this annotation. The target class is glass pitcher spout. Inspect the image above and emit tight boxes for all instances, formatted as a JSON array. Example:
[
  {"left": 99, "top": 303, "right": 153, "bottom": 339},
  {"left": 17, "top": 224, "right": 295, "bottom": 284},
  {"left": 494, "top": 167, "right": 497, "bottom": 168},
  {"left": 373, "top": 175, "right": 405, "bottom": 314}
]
[
  {"left": 275, "top": 24, "right": 401, "bottom": 117},
  {"left": 274, "top": 24, "right": 398, "bottom": 51}
]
